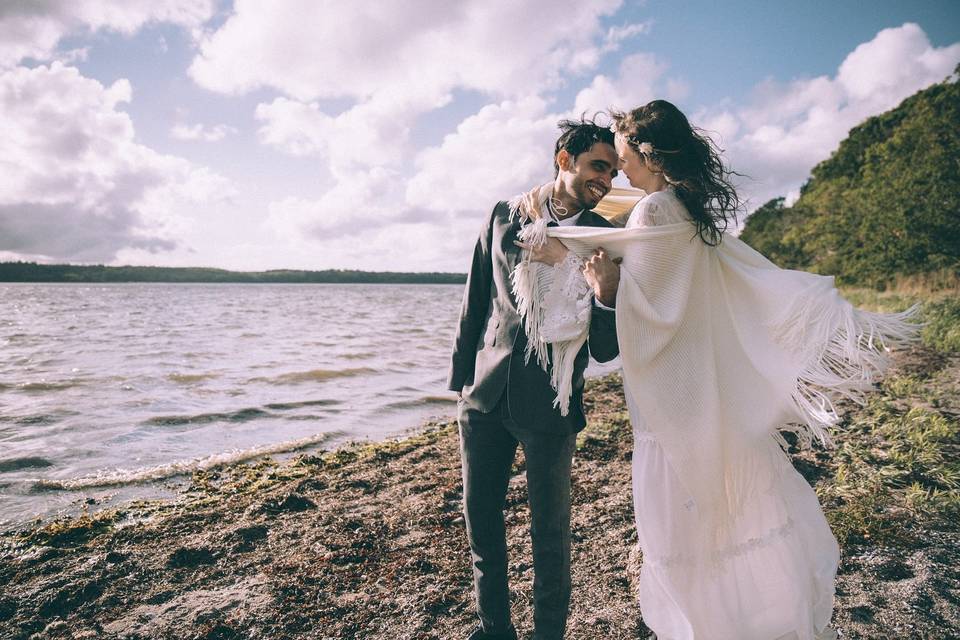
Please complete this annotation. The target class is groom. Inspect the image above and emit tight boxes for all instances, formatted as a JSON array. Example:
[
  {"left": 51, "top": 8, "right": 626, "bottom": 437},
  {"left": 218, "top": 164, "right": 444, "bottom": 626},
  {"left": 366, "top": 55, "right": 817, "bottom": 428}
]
[{"left": 448, "top": 118, "right": 621, "bottom": 640}]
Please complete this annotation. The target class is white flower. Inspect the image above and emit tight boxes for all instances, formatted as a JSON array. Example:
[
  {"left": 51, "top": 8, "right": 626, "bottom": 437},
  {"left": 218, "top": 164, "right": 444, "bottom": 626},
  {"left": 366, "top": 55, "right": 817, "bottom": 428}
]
[{"left": 637, "top": 142, "right": 654, "bottom": 155}]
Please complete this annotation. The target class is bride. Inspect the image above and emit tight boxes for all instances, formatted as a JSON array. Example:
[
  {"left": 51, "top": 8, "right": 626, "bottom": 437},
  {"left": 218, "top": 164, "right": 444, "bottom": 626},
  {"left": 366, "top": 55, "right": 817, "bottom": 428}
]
[{"left": 509, "top": 100, "right": 917, "bottom": 639}]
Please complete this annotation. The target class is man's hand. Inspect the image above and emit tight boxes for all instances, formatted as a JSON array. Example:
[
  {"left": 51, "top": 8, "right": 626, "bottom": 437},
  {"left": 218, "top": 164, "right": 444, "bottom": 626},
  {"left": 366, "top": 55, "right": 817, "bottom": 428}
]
[
  {"left": 583, "top": 248, "right": 620, "bottom": 307},
  {"left": 514, "top": 236, "right": 569, "bottom": 266}
]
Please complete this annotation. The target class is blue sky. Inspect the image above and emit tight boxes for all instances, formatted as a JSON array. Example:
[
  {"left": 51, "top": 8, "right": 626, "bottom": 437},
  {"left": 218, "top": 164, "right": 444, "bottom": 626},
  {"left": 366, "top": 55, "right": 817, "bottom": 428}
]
[{"left": 1, "top": 1, "right": 958, "bottom": 272}]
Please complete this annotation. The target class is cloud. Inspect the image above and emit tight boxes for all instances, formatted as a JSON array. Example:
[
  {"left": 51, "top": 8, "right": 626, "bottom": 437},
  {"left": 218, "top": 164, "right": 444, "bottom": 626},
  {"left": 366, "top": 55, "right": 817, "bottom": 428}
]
[
  {"left": 193, "top": 1, "right": 654, "bottom": 270},
  {"left": 254, "top": 215, "right": 475, "bottom": 273},
  {"left": 208, "top": 1, "right": 641, "bottom": 180},
  {"left": 170, "top": 122, "right": 238, "bottom": 142},
  {"left": 406, "top": 97, "right": 560, "bottom": 213},
  {"left": 0, "top": 0, "right": 214, "bottom": 68},
  {"left": 255, "top": 92, "right": 438, "bottom": 174},
  {"left": 570, "top": 20, "right": 654, "bottom": 72},
  {"left": 0, "top": 62, "right": 233, "bottom": 262},
  {"left": 405, "top": 51, "right": 686, "bottom": 216},
  {"left": 190, "top": 0, "right": 625, "bottom": 102},
  {"left": 265, "top": 167, "right": 405, "bottom": 241},
  {"left": 572, "top": 52, "right": 675, "bottom": 115},
  {"left": 695, "top": 23, "right": 960, "bottom": 211}
]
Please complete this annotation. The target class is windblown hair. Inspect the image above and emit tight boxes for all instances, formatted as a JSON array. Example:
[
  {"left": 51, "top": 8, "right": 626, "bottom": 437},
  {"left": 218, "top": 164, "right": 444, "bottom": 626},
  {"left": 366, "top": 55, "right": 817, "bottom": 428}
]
[
  {"left": 611, "top": 100, "right": 741, "bottom": 245},
  {"left": 553, "top": 116, "right": 615, "bottom": 177}
]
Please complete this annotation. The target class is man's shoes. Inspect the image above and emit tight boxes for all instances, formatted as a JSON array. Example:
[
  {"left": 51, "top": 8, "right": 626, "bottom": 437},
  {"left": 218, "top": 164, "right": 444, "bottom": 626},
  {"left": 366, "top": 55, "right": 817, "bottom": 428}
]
[{"left": 466, "top": 624, "right": 518, "bottom": 640}]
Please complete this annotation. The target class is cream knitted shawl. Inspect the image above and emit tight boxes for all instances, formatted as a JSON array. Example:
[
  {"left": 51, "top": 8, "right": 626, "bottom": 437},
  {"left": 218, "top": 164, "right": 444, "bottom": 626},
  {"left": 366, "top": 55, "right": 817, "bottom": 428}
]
[{"left": 520, "top": 219, "right": 918, "bottom": 544}]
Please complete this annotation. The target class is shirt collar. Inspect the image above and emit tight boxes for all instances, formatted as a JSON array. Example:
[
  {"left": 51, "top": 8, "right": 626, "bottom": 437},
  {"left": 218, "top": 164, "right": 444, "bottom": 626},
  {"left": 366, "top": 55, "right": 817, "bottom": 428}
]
[
  {"left": 545, "top": 196, "right": 584, "bottom": 226},
  {"left": 556, "top": 211, "right": 583, "bottom": 226}
]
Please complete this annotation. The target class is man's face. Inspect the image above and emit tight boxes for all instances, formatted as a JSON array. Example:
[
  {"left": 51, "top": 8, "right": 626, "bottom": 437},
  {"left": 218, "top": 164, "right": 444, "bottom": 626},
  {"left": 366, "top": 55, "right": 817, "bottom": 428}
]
[{"left": 557, "top": 142, "right": 618, "bottom": 211}]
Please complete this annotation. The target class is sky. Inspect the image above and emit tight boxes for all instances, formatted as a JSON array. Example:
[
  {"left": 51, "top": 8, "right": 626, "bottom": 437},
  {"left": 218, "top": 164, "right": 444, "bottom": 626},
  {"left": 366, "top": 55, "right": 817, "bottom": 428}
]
[{"left": 1, "top": 0, "right": 958, "bottom": 273}]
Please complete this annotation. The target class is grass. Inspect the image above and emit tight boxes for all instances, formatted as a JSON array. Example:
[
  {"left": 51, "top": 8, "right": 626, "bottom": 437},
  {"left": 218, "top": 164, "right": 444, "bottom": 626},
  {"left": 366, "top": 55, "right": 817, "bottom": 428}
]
[{"left": 808, "top": 287, "right": 960, "bottom": 548}]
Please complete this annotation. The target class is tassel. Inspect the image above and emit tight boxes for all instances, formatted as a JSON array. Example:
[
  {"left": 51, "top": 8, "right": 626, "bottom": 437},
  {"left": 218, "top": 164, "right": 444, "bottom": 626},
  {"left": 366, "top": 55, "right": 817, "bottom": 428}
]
[{"left": 774, "top": 290, "right": 921, "bottom": 448}]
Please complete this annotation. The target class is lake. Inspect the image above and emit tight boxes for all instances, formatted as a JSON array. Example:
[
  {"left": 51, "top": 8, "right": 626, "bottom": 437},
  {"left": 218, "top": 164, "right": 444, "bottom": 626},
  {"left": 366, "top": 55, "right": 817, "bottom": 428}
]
[{"left": 0, "top": 283, "right": 619, "bottom": 529}]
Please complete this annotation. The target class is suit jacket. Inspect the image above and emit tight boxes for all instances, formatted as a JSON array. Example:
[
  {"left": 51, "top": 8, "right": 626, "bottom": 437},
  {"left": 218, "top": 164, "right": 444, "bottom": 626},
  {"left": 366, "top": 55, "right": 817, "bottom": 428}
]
[{"left": 447, "top": 200, "right": 620, "bottom": 434}]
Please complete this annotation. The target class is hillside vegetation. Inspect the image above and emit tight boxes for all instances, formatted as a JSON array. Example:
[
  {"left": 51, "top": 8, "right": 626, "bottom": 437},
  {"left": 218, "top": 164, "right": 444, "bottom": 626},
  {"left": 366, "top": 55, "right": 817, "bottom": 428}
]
[{"left": 740, "top": 67, "right": 959, "bottom": 289}]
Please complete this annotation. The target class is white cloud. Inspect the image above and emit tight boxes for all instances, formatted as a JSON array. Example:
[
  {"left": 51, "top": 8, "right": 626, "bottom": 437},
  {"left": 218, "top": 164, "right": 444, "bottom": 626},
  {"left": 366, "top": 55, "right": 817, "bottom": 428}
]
[
  {"left": 255, "top": 92, "right": 439, "bottom": 174},
  {"left": 696, "top": 23, "right": 960, "bottom": 211},
  {"left": 191, "top": 1, "right": 654, "bottom": 270},
  {"left": 406, "top": 51, "right": 687, "bottom": 218},
  {"left": 266, "top": 167, "right": 404, "bottom": 241},
  {"left": 406, "top": 97, "right": 560, "bottom": 213},
  {"left": 572, "top": 52, "right": 672, "bottom": 115},
  {"left": 190, "top": 0, "right": 625, "bottom": 102},
  {"left": 570, "top": 20, "right": 654, "bottom": 72},
  {"left": 0, "top": 0, "right": 214, "bottom": 68},
  {"left": 0, "top": 63, "right": 234, "bottom": 262},
  {"left": 253, "top": 217, "right": 476, "bottom": 273},
  {"left": 202, "top": 1, "right": 639, "bottom": 180},
  {"left": 170, "top": 122, "right": 238, "bottom": 142}
]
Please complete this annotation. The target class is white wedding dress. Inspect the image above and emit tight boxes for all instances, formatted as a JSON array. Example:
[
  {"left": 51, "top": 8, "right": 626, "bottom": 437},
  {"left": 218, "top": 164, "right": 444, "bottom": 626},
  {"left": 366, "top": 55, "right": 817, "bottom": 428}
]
[{"left": 624, "top": 190, "right": 839, "bottom": 640}]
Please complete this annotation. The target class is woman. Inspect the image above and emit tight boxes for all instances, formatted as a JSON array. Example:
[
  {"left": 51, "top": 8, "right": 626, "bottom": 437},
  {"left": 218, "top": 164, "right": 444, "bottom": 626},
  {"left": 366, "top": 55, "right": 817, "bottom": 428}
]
[{"left": 510, "top": 100, "right": 916, "bottom": 639}]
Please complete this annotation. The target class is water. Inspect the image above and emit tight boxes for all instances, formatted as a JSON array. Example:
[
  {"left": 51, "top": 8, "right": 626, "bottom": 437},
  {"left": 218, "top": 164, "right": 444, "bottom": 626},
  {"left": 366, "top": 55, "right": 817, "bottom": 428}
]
[{"left": 0, "top": 283, "right": 619, "bottom": 530}]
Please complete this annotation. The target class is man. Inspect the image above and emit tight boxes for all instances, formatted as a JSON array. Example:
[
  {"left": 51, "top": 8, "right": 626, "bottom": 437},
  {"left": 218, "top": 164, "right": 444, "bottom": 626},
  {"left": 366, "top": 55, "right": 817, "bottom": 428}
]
[{"left": 448, "top": 118, "right": 621, "bottom": 640}]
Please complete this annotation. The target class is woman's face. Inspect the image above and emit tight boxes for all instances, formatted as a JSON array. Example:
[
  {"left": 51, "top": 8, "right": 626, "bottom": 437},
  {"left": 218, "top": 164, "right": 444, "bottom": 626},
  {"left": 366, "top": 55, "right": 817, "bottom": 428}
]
[{"left": 615, "top": 134, "right": 662, "bottom": 193}]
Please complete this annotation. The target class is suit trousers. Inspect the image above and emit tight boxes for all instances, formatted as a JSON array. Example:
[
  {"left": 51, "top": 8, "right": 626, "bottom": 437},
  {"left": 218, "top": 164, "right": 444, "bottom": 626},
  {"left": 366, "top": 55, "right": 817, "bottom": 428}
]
[{"left": 458, "top": 395, "right": 576, "bottom": 640}]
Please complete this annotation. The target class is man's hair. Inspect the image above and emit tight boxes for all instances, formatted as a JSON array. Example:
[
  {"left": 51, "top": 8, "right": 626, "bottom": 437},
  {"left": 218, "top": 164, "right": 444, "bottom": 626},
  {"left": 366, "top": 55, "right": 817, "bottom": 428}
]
[{"left": 553, "top": 116, "right": 615, "bottom": 176}]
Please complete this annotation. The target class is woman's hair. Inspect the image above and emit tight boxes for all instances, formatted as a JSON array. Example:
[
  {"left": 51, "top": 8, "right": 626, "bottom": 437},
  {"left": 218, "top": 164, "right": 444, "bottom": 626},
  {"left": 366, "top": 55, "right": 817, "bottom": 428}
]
[{"left": 611, "top": 100, "right": 741, "bottom": 245}]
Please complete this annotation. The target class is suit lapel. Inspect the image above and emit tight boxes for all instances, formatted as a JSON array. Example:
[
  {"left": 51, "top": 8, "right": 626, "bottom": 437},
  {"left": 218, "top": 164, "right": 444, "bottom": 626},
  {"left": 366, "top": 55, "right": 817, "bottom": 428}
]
[
  {"left": 504, "top": 214, "right": 524, "bottom": 272},
  {"left": 577, "top": 209, "right": 608, "bottom": 228}
]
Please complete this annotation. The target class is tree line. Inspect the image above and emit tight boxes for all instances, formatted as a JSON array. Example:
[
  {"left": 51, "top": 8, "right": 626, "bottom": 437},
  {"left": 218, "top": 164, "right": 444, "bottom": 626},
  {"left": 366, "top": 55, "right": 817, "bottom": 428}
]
[{"left": 0, "top": 262, "right": 466, "bottom": 285}]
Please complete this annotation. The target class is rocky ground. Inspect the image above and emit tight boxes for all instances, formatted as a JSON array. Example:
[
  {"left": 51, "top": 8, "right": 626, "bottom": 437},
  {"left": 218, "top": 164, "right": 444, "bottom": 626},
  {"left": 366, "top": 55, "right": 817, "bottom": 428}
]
[{"left": 1, "top": 336, "right": 958, "bottom": 639}]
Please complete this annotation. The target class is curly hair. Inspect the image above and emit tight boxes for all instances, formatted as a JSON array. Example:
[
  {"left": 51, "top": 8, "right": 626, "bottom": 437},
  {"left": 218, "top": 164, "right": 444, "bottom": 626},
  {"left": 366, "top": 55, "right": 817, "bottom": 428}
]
[
  {"left": 553, "top": 116, "right": 615, "bottom": 177},
  {"left": 610, "top": 100, "right": 741, "bottom": 245}
]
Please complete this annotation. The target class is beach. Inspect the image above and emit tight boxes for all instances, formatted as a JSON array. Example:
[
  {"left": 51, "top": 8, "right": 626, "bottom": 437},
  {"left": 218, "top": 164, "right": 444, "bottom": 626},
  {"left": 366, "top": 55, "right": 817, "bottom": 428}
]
[{"left": 3, "top": 315, "right": 959, "bottom": 639}]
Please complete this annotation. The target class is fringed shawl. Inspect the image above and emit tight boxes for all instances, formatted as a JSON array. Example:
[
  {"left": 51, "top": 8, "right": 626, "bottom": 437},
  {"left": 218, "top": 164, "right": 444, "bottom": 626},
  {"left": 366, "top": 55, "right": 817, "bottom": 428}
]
[
  {"left": 518, "top": 219, "right": 918, "bottom": 548},
  {"left": 508, "top": 182, "right": 593, "bottom": 416}
]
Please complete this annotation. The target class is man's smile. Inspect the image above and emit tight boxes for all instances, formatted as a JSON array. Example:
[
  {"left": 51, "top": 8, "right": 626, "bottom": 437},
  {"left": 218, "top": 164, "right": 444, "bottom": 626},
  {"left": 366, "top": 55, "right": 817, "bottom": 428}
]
[{"left": 586, "top": 182, "right": 607, "bottom": 200}]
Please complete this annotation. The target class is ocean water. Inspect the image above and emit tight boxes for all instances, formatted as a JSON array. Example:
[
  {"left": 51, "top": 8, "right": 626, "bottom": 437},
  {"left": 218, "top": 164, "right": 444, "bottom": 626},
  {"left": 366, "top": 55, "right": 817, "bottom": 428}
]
[{"left": 0, "top": 283, "right": 620, "bottom": 529}]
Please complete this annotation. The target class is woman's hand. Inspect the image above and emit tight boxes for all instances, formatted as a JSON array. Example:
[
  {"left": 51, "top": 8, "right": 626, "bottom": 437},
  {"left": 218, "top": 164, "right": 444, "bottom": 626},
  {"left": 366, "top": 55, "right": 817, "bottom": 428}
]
[{"left": 514, "top": 236, "right": 569, "bottom": 266}]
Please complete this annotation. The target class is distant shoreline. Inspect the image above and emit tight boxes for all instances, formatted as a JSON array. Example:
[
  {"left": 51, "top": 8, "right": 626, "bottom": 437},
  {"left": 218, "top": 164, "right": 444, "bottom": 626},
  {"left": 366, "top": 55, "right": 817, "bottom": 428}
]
[{"left": 0, "top": 262, "right": 466, "bottom": 285}]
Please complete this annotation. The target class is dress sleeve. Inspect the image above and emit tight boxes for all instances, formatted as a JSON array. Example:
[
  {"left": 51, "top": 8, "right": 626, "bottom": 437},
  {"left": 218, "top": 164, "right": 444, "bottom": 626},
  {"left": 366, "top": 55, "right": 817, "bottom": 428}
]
[{"left": 625, "top": 190, "right": 689, "bottom": 227}]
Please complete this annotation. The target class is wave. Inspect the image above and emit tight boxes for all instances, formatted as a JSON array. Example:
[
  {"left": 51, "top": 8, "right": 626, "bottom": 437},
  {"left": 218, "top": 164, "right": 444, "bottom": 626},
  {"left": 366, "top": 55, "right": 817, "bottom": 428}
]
[
  {"left": 0, "top": 414, "right": 62, "bottom": 426},
  {"left": 250, "top": 367, "right": 378, "bottom": 385},
  {"left": 166, "top": 372, "right": 220, "bottom": 384},
  {"left": 340, "top": 352, "right": 376, "bottom": 361},
  {"left": 33, "top": 429, "right": 347, "bottom": 490},
  {"left": 13, "top": 380, "right": 84, "bottom": 392},
  {"left": 382, "top": 395, "right": 458, "bottom": 411},
  {"left": 0, "top": 457, "right": 54, "bottom": 473},
  {"left": 264, "top": 399, "right": 340, "bottom": 411},
  {"left": 144, "top": 407, "right": 273, "bottom": 427}
]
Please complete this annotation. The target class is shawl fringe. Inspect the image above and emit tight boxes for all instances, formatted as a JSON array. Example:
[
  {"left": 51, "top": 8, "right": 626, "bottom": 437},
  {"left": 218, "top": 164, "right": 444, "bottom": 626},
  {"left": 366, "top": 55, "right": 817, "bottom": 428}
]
[
  {"left": 773, "top": 287, "right": 921, "bottom": 449},
  {"left": 509, "top": 182, "right": 590, "bottom": 415}
]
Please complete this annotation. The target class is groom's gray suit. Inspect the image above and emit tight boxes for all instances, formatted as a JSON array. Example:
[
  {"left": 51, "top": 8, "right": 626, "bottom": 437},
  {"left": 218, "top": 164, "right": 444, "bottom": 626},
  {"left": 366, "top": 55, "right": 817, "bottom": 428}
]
[{"left": 448, "top": 200, "right": 619, "bottom": 639}]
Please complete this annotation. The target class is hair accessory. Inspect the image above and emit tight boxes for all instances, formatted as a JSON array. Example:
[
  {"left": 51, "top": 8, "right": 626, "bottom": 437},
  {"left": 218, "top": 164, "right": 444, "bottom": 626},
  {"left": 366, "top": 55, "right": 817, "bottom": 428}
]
[{"left": 631, "top": 138, "right": 681, "bottom": 155}]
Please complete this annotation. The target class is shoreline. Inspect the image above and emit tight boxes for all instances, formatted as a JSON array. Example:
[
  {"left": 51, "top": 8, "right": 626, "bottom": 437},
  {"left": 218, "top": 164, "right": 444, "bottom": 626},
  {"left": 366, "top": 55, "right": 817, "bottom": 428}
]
[{"left": 2, "top": 337, "right": 959, "bottom": 638}]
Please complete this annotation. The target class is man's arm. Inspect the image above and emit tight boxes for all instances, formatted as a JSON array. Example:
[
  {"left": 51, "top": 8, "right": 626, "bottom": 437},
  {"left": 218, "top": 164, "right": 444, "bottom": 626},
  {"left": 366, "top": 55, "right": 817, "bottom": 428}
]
[
  {"left": 588, "top": 303, "right": 619, "bottom": 362},
  {"left": 447, "top": 205, "right": 496, "bottom": 392},
  {"left": 584, "top": 249, "right": 620, "bottom": 362}
]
